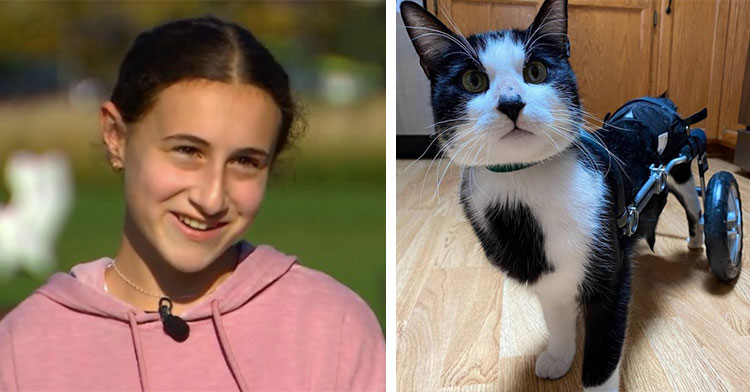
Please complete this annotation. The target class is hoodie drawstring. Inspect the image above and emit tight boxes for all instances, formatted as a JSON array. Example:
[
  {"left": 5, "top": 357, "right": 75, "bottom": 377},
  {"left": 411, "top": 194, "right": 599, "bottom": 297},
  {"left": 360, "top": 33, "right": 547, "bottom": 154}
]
[
  {"left": 211, "top": 300, "right": 248, "bottom": 391},
  {"left": 128, "top": 311, "right": 150, "bottom": 392}
]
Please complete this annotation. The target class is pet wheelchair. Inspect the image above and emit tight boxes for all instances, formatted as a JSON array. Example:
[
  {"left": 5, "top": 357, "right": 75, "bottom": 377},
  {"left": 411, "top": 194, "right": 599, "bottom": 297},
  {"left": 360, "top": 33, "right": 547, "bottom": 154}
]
[{"left": 590, "top": 97, "right": 743, "bottom": 282}]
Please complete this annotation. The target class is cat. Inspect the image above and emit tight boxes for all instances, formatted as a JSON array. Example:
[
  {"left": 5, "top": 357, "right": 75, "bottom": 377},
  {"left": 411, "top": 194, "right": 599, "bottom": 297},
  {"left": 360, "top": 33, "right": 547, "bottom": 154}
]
[{"left": 400, "top": 0, "right": 702, "bottom": 390}]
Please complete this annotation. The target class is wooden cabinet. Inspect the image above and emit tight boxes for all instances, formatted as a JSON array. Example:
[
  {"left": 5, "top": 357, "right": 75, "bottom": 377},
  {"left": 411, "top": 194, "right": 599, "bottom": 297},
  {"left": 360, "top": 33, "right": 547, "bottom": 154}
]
[
  {"left": 654, "top": 0, "right": 750, "bottom": 147},
  {"left": 716, "top": 0, "right": 750, "bottom": 147},
  {"left": 426, "top": 0, "right": 750, "bottom": 146}
]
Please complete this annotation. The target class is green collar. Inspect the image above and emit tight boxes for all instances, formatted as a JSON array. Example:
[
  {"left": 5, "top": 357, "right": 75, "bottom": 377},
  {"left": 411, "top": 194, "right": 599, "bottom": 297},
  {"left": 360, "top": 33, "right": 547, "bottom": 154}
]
[{"left": 486, "top": 161, "right": 538, "bottom": 173}]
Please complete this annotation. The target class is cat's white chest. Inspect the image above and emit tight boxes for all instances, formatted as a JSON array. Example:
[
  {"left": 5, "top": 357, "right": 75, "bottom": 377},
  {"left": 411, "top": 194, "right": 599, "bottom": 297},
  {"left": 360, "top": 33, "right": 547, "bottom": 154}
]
[{"left": 463, "top": 153, "right": 607, "bottom": 278}]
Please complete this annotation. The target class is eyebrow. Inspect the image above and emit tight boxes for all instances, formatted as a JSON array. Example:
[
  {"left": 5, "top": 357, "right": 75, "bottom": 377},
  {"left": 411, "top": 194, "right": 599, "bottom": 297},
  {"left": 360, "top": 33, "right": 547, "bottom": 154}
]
[{"left": 163, "top": 134, "right": 270, "bottom": 157}]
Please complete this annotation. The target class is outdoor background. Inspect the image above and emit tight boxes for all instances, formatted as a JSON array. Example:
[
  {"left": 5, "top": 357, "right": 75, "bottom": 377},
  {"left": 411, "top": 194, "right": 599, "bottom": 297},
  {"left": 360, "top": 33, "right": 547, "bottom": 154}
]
[{"left": 0, "top": 1, "right": 385, "bottom": 330}]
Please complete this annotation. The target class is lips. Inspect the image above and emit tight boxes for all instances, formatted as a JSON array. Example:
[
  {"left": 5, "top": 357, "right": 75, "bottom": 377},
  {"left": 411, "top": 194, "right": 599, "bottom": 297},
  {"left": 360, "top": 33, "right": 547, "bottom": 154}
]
[
  {"left": 171, "top": 212, "right": 228, "bottom": 241},
  {"left": 174, "top": 212, "right": 226, "bottom": 230}
]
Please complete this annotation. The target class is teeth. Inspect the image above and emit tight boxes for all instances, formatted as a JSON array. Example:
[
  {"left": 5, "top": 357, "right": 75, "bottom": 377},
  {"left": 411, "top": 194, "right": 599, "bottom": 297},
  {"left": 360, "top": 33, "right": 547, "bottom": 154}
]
[{"left": 176, "top": 214, "right": 217, "bottom": 231}]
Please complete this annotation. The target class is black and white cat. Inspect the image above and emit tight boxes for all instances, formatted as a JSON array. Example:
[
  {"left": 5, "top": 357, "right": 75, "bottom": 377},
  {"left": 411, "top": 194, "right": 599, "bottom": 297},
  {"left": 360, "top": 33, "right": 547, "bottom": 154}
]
[{"left": 400, "top": 0, "right": 702, "bottom": 390}]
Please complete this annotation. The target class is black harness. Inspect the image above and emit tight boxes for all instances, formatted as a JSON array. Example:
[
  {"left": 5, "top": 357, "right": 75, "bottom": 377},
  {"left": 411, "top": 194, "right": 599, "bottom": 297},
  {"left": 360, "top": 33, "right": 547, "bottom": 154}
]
[{"left": 591, "top": 97, "right": 707, "bottom": 236}]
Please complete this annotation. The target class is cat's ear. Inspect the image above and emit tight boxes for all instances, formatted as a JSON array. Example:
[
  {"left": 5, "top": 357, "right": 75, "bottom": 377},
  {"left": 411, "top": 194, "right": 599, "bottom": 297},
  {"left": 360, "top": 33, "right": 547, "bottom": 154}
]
[
  {"left": 400, "top": 1, "right": 464, "bottom": 79},
  {"left": 528, "top": 0, "right": 570, "bottom": 57}
]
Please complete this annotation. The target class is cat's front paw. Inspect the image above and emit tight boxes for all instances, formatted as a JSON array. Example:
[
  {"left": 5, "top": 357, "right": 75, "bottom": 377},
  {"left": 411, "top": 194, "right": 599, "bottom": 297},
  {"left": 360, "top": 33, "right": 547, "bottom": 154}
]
[{"left": 535, "top": 349, "right": 574, "bottom": 379}]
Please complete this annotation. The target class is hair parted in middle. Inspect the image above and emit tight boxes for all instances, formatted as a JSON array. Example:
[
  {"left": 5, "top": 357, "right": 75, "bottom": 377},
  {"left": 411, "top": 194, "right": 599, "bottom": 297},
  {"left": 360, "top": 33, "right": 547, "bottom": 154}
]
[{"left": 109, "top": 15, "right": 299, "bottom": 160}]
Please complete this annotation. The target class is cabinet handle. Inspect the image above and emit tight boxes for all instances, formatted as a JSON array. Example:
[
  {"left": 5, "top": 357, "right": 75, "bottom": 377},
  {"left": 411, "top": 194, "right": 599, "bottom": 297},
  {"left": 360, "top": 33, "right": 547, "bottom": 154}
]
[{"left": 666, "top": 0, "right": 672, "bottom": 15}]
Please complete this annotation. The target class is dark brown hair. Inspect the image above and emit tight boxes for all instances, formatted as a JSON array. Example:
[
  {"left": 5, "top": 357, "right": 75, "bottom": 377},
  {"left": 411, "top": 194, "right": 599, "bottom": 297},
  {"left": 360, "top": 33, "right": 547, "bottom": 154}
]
[{"left": 110, "top": 16, "right": 297, "bottom": 159}]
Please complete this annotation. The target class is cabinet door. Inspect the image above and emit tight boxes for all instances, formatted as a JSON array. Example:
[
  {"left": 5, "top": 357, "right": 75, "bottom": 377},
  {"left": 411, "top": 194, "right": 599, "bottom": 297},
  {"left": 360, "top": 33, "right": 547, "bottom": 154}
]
[
  {"left": 427, "top": 0, "right": 657, "bottom": 124},
  {"left": 716, "top": 0, "right": 750, "bottom": 146},
  {"left": 654, "top": 0, "right": 732, "bottom": 141}
]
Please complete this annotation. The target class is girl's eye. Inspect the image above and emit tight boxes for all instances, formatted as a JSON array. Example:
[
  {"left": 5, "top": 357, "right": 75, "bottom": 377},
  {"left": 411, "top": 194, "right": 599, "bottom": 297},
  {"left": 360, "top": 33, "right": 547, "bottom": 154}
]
[
  {"left": 460, "top": 70, "right": 489, "bottom": 93},
  {"left": 234, "top": 156, "right": 261, "bottom": 169},
  {"left": 523, "top": 60, "right": 548, "bottom": 84},
  {"left": 175, "top": 146, "right": 200, "bottom": 156}
]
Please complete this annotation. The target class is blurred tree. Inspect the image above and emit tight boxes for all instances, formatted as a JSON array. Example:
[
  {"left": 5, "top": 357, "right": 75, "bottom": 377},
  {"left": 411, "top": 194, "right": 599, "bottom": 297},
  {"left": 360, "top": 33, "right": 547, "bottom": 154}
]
[{"left": 0, "top": 1, "right": 385, "bottom": 97}]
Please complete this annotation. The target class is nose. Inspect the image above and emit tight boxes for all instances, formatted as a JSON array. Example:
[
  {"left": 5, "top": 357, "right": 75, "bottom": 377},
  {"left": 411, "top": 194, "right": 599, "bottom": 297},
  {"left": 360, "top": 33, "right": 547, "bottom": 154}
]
[
  {"left": 497, "top": 96, "right": 525, "bottom": 123},
  {"left": 189, "top": 167, "right": 228, "bottom": 217}
]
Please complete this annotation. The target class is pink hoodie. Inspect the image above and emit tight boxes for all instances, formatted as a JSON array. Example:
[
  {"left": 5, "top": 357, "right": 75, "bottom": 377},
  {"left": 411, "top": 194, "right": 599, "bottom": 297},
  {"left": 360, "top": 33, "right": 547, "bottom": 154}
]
[{"left": 0, "top": 241, "right": 385, "bottom": 391}]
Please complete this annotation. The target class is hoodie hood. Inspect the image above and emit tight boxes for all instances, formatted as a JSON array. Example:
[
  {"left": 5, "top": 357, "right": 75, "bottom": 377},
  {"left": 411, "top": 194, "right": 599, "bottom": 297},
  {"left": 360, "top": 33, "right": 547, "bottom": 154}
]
[
  {"left": 36, "top": 241, "right": 297, "bottom": 324},
  {"left": 0, "top": 240, "right": 385, "bottom": 391},
  {"left": 32, "top": 241, "right": 297, "bottom": 391}
]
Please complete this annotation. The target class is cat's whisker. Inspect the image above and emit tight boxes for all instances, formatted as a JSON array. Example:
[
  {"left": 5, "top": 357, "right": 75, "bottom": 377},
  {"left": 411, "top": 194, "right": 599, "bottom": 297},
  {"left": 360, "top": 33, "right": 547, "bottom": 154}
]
[
  {"left": 437, "top": 3, "right": 480, "bottom": 60},
  {"left": 471, "top": 164, "right": 493, "bottom": 203},
  {"left": 524, "top": 13, "right": 565, "bottom": 48},
  {"left": 435, "top": 134, "right": 479, "bottom": 199},
  {"left": 525, "top": 32, "right": 569, "bottom": 56},
  {"left": 548, "top": 114, "right": 629, "bottom": 169},
  {"left": 406, "top": 121, "right": 477, "bottom": 173},
  {"left": 524, "top": 16, "right": 567, "bottom": 59},
  {"left": 405, "top": 26, "right": 480, "bottom": 66},
  {"left": 426, "top": 117, "right": 479, "bottom": 130},
  {"left": 532, "top": 122, "right": 566, "bottom": 156},
  {"left": 547, "top": 124, "right": 594, "bottom": 163},
  {"left": 406, "top": 122, "right": 474, "bottom": 172},
  {"left": 459, "top": 137, "right": 486, "bottom": 194},
  {"left": 426, "top": 124, "right": 484, "bottom": 199},
  {"left": 546, "top": 118, "right": 631, "bottom": 182},
  {"left": 435, "top": 128, "right": 487, "bottom": 197},
  {"left": 469, "top": 135, "right": 487, "bottom": 168},
  {"left": 485, "top": 136, "right": 495, "bottom": 166},
  {"left": 421, "top": 131, "right": 462, "bottom": 203},
  {"left": 542, "top": 123, "right": 601, "bottom": 172}
]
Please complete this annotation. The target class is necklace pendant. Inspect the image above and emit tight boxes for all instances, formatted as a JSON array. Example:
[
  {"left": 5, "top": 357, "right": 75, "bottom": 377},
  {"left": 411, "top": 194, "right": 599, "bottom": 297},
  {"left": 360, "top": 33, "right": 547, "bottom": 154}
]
[{"left": 158, "top": 297, "right": 190, "bottom": 342}]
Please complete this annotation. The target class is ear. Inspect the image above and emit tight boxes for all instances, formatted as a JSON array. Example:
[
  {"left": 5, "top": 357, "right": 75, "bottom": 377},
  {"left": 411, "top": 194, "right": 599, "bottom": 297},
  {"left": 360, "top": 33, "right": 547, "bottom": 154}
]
[
  {"left": 100, "top": 101, "right": 128, "bottom": 171},
  {"left": 658, "top": 90, "right": 669, "bottom": 98},
  {"left": 527, "top": 0, "right": 570, "bottom": 57},
  {"left": 400, "top": 1, "right": 468, "bottom": 79}
]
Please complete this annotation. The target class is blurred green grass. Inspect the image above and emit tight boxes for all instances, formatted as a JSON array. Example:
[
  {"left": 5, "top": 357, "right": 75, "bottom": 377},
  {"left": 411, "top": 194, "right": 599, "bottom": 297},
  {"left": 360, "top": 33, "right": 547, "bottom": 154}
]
[{"left": 0, "top": 94, "right": 385, "bottom": 331}]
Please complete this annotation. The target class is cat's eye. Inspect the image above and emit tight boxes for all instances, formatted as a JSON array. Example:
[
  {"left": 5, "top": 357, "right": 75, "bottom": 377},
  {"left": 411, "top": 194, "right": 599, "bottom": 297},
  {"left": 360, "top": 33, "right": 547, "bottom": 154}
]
[
  {"left": 523, "top": 61, "right": 548, "bottom": 84},
  {"left": 460, "top": 70, "right": 489, "bottom": 93}
]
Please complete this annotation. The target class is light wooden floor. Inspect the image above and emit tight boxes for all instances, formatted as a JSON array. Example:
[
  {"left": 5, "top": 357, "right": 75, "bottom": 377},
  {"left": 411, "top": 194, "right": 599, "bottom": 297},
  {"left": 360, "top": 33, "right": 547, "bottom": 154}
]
[{"left": 397, "top": 157, "right": 750, "bottom": 392}]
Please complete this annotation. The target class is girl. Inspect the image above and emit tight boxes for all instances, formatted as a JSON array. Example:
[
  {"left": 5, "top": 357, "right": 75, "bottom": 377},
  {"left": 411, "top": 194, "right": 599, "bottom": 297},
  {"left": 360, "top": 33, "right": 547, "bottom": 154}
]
[{"left": 0, "top": 16, "right": 384, "bottom": 391}]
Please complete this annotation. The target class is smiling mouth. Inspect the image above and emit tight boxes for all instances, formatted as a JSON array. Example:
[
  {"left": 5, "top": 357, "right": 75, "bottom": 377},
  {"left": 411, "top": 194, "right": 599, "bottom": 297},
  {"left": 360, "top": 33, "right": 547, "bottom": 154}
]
[{"left": 173, "top": 212, "right": 228, "bottom": 232}]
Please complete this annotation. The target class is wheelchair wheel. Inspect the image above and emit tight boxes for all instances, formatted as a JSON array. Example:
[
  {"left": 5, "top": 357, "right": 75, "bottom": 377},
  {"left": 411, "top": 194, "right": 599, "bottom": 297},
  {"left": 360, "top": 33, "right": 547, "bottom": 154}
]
[{"left": 704, "top": 171, "right": 743, "bottom": 282}]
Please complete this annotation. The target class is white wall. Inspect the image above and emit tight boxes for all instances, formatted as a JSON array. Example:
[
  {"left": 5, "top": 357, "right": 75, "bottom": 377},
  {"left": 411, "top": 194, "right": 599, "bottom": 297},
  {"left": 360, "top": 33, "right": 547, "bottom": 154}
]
[{"left": 396, "top": 0, "right": 434, "bottom": 136}]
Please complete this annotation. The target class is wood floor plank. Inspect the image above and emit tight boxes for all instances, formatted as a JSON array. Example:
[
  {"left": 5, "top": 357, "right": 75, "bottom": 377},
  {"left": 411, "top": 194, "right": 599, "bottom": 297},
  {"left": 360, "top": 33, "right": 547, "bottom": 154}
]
[
  {"left": 645, "top": 318, "right": 732, "bottom": 392},
  {"left": 437, "top": 267, "right": 503, "bottom": 387},
  {"left": 396, "top": 218, "right": 448, "bottom": 322},
  {"left": 621, "top": 318, "right": 673, "bottom": 392},
  {"left": 397, "top": 267, "right": 503, "bottom": 390}
]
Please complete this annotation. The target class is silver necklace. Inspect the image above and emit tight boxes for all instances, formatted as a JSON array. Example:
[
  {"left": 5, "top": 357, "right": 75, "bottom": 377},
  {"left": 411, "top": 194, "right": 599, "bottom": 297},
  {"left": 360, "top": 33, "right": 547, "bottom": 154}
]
[
  {"left": 108, "top": 243, "right": 240, "bottom": 300},
  {"left": 109, "top": 259, "right": 209, "bottom": 300},
  {"left": 107, "top": 244, "right": 240, "bottom": 342}
]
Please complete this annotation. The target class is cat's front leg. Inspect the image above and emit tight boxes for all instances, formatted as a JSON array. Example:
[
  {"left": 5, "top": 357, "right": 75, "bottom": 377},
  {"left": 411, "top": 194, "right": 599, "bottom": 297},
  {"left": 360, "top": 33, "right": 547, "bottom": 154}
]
[
  {"left": 580, "top": 261, "right": 630, "bottom": 391},
  {"left": 535, "top": 290, "right": 577, "bottom": 379}
]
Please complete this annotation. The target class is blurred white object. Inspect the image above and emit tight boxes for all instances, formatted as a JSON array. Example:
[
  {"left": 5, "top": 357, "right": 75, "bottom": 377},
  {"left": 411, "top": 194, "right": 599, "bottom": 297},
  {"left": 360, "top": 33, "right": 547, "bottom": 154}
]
[
  {"left": 0, "top": 151, "right": 74, "bottom": 278},
  {"left": 321, "top": 71, "right": 360, "bottom": 106},
  {"left": 68, "top": 78, "right": 104, "bottom": 113}
]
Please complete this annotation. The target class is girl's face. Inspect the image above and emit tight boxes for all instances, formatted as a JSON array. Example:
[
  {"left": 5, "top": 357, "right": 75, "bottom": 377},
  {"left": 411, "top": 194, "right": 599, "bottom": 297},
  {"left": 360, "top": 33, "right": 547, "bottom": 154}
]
[{"left": 106, "top": 80, "right": 281, "bottom": 273}]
